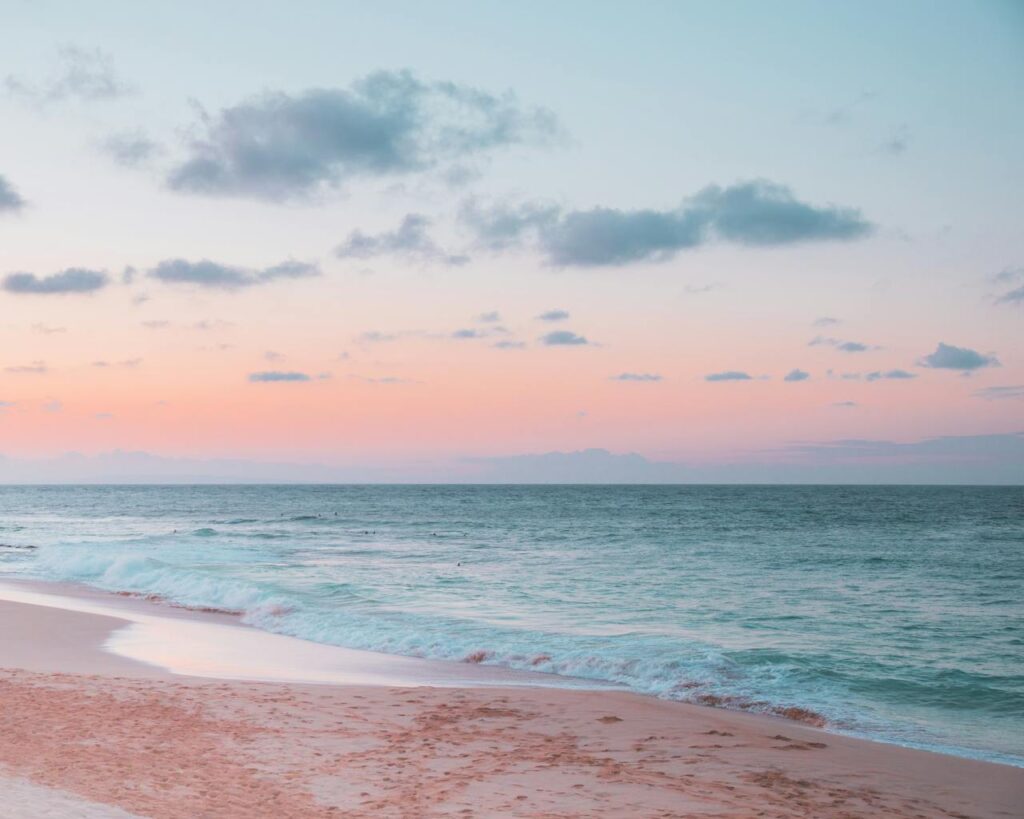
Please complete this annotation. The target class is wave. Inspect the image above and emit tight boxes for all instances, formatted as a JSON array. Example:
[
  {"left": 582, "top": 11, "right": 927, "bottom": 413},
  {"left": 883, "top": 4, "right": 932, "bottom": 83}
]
[{"left": 16, "top": 540, "right": 1024, "bottom": 766}]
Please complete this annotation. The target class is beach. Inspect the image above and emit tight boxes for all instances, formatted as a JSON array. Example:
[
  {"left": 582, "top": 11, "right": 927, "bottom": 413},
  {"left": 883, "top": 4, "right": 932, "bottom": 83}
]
[{"left": 0, "top": 582, "right": 1020, "bottom": 818}]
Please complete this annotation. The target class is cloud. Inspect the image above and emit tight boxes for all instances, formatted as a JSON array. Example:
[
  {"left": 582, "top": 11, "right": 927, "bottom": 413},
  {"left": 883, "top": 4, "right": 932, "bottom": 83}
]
[
  {"left": 683, "top": 283, "right": 720, "bottom": 295},
  {"left": 809, "top": 336, "right": 874, "bottom": 353},
  {"left": 32, "top": 323, "right": 66, "bottom": 334},
  {"left": 865, "top": 369, "right": 916, "bottom": 381},
  {"left": 167, "top": 70, "right": 560, "bottom": 201},
  {"left": 452, "top": 328, "right": 485, "bottom": 339},
  {"left": 354, "top": 375, "right": 414, "bottom": 385},
  {"left": 492, "top": 340, "right": 525, "bottom": 349},
  {"left": 705, "top": 371, "right": 752, "bottom": 382},
  {"left": 102, "top": 131, "right": 161, "bottom": 167},
  {"left": 783, "top": 369, "right": 810, "bottom": 382},
  {"left": 6, "top": 361, "right": 48, "bottom": 374},
  {"left": 878, "top": 127, "right": 910, "bottom": 156},
  {"left": 43, "top": 398, "right": 63, "bottom": 413},
  {"left": 3, "top": 268, "right": 108, "bottom": 294},
  {"left": 536, "top": 309, "right": 569, "bottom": 322},
  {"left": 5, "top": 45, "right": 131, "bottom": 103},
  {"left": 813, "top": 316, "right": 840, "bottom": 327},
  {"left": 0, "top": 175, "right": 26, "bottom": 212},
  {"left": 477, "top": 311, "right": 501, "bottom": 323},
  {"left": 92, "top": 358, "right": 142, "bottom": 368},
  {"left": 540, "top": 330, "right": 589, "bottom": 346},
  {"left": 356, "top": 330, "right": 403, "bottom": 344},
  {"left": 989, "top": 267, "right": 1024, "bottom": 305},
  {"left": 142, "top": 320, "right": 170, "bottom": 329},
  {"left": 973, "top": 385, "right": 1024, "bottom": 401},
  {"left": 998, "top": 285, "right": 1024, "bottom": 305},
  {"left": 248, "top": 371, "right": 311, "bottom": 383},
  {"left": 918, "top": 342, "right": 999, "bottom": 371},
  {"left": 148, "top": 258, "right": 319, "bottom": 289},
  {"left": 833, "top": 401, "right": 858, "bottom": 408},
  {"left": 610, "top": 373, "right": 662, "bottom": 382},
  {"left": 336, "top": 214, "right": 468, "bottom": 265},
  {"left": 461, "top": 180, "right": 872, "bottom": 266}
]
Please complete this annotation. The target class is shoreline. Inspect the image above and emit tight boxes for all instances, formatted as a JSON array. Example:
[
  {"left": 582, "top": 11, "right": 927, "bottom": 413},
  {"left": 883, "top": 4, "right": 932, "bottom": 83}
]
[{"left": 0, "top": 580, "right": 1020, "bottom": 816}]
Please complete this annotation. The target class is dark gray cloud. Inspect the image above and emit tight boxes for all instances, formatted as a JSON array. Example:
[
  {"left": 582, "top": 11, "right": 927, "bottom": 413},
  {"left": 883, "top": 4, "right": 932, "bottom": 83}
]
[
  {"left": 973, "top": 385, "right": 1024, "bottom": 401},
  {"left": 610, "top": 373, "right": 662, "bottom": 382},
  {"left": 102, "top": 131, "right": 160, "bottom": 167},
  {"left": 705, "top": 371, "right": 752, "bottom": 382},
  {"left": 248, "top": 371, "right": 311, "bottom": 383},
  {"left": 5, "top": 46, "right": 131, "bottom": 103},
  {"left": 167, "top": 70, "right": 560, "bottom": 201},
  {"left": 918, "top": 342, "right": 999, "bottom": 371},
  {"left": 865, "top": 369, "right": 916, "bottom": 381},
  {"left": 477, "top": 311, "right": 501, "bottom": 323},
  {"left": 336, "top": 214, "right": 468, "bottom": 265},
  {"left": 461, "top": 180, "right": 872, "bottom": 266},
  {"left": 537, "top": 309, "right": 569, "bottom": 322},
  {"left": 809, "top": 335, "right": 873, "bottom": 353},
  {"left": 540, "top": 330, "right": 589, "bottom": 346},
  {"left": 149, "top": 258, "right": 319, "bottom": 290},
  {"left": 3, "top": 268, "right": 108, "bottom": 294},
  {"left": 0, "top": 175, "right": 26, "bottom": 212},
  {"left": 783, "top": 369, "right": 810, "bottom": 382}
]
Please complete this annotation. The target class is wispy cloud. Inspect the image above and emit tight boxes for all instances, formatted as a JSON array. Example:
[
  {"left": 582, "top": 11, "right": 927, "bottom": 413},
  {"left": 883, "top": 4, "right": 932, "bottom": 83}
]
[
  {"left": 809, "top": 335, "right": 875, "bottom": 353},
  {"left": 5, "top": 45, "right": 132, "bottom": 103},
  {"left": 610, "top": 373, "right": 662, "bottom": 382},
  {"left": 536, "top": 309, "right": 570, "bottom": 322},
  {"left": 972, "top": 385, "right": 1024, "bottom": 401},
  {"left": 783, "top": 369, "right": 810, "bottom": 382},
  {"left": 705, "top": 371, "right": 752, "bottom": 382},
  {"left": 101, "top": 130, "right": 161, "bottom": 167},
  {"left": 336, "top": 214, "right": 468, "bottom": 266},
  {"left": 0, "top": 174, "right": 26, "bottom": 213},
  {"left": 3, "top": 268, "right": 108, "bottom": 295},
  {"left": 865, "top": 369, "right": 916, "bottom": 381},
  {"left": 993, "top": 268, "right": 1024, "bottom": 305},
  {"left": 5, "top": 361, "right": 48, "bottom": 374},
  {"left": 248, "top": 371, "right": 312, "bottom": 383},
  {"left": 149, "top": 258, "right": 319, "bottom": 290}
]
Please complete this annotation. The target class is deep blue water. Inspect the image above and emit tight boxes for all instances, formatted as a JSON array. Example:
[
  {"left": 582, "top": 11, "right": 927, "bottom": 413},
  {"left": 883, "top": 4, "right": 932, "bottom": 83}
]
[{"left": 0, "top": 484, "right": 1021, "bottom": 764}]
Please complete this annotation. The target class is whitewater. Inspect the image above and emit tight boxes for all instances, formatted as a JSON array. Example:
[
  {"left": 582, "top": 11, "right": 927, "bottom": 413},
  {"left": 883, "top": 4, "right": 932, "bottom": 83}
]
[{"left": 0, "top": 484, "right": 1021, "bottom": 765}]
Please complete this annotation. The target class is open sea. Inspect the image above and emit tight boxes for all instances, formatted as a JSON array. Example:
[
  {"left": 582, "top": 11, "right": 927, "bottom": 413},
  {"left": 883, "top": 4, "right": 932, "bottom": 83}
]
[{"left": 0, "top": 484, "right": 1021, "bottom": 765}]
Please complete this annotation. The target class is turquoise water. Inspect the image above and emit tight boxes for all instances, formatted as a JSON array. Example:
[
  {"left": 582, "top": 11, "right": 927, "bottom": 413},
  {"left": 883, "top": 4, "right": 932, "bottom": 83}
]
[{"left": 0, "top": 485, "right": 1021, "bottom": 765}]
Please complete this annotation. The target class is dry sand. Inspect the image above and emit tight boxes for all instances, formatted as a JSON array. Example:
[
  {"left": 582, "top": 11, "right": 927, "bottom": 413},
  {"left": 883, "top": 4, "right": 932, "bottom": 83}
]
[{"left": 0, "top": 588, "right": 1020, "bottom": 818}]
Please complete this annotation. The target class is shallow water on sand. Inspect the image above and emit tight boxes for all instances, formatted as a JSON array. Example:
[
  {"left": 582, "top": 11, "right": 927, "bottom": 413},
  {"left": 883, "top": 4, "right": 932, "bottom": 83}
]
[{"left": 0, "top": 484, "right": 1021, "bottom": 764}]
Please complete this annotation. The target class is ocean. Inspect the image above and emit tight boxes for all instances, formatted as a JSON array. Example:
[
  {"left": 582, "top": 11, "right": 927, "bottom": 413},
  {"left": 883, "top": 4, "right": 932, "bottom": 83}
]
[{"left": 0, "top": 484, "right": 1021, "bottom": 765}]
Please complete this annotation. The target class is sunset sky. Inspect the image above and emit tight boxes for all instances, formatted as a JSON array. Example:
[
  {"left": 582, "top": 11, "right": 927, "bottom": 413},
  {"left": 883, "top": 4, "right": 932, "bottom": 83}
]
[{"left": 1, "top": 1, "right": 1022, "bottom": 480}]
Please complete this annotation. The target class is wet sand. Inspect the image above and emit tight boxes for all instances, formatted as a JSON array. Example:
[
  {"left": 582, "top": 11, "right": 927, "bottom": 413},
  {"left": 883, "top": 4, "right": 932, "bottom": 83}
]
[{"left": 0, "top": 585, "right": 1020, "bottom": 818}]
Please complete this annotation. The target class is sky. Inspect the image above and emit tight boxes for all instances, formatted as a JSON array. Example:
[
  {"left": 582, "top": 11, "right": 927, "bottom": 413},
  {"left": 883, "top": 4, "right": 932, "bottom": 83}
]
[{"left": 1, "top": 0, "right": 1022, "bottom": 482}]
